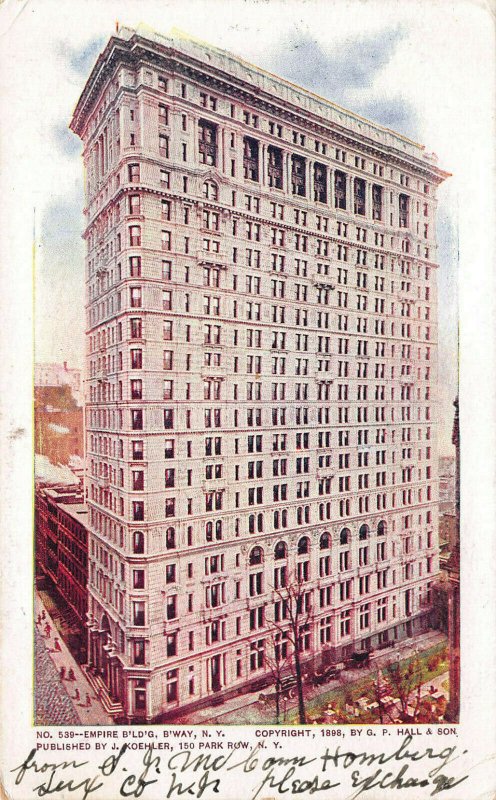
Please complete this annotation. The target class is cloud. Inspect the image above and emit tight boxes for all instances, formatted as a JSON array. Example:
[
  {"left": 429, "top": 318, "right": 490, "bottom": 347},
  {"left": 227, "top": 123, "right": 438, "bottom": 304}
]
[
  {"left": 52, "top": 123, "right": 81, "bottom": 158},
  {"left": 266, "top": 26, "right": 406, "bottom": 105},
  {"left": 56, "top": 35, "right": 106, "bottom": 77},
  {"left": 356, "top": 96, "right": 419, "bottom": 139}
]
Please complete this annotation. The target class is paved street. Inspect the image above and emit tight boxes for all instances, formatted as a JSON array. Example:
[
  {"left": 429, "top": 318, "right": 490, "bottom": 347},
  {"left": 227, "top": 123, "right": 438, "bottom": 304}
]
[{"left": 35, "top": 591, "right": 112, "bottom": 725}]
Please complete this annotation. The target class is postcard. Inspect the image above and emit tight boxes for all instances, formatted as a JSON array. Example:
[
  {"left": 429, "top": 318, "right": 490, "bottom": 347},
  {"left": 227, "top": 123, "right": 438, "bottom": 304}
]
[{"left": 0, "top": 0, "right": 494, "bottom": 798}]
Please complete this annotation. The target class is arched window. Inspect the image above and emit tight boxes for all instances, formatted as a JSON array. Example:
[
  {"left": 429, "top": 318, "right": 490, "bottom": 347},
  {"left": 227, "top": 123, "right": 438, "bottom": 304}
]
[
  {"left": 165, "top": 527, "right": 176, "bottom": 549},
  {"left": 257, "top": 513, "right": 264, "bottom": 533},
  {"left": 274, "top": 541, "right": 287, "bottom": 560},
  {"left": 249, "top": 546, "right": 263, "bottom": 566},
  {"left": 340, "top": 527, "right": 350, "bottom": 545},
  {"left": 249, "top": 514, "right": 255, "bottom": 534},
  {"left": 359, "top": 524, "right": 369, "bottom": 540},
  {"left": 203, "top": 180, "right": 218, "bottom": 200},
  {"left": 298, "top": 536, "right": 310, "bottom": 555},
  {"left": 205, "top": 521, "right": 213, "bottom": 542},
  {"left": 320, "top": 532, "right": 331, "bottom": 549},
  {"left": 215, "top": 520, "right": 222, "bottom": 540},
  {"left": 132, "top": 531, "right": 144, "bottom": 554},
  {"left": 377, "top": 520, "right": 386, "bottom": 536},
  {"left": 281, "top": 509, "right": 288, "bottom": 528}
]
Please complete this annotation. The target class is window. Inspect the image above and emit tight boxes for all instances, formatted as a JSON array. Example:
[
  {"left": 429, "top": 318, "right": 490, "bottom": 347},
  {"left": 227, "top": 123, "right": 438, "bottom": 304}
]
[
  {"left": 132, "top": 501, "right": 144, "bottom": 521},
  {"left": 133, "top": 640, "right": 145, "bottom": 665},
  {"left": 334, "top": 171, "right": 346, "bottom": 209},
  {"left": 130, "top": 349, "right": 142, "bottom": 369},
  {"left": 133, "top": 531, "right": 144, "bottom": 554},
  {"left": 243, "top": 137, "right": 259, "bottom": 181},
  {"left": 166, "top": 669, "right": 178, "bottom": 702},
  {"left": 131, "top": 409, "right": 143, "bottom": 430},
  {"left": 250, "top": 639, "right": 265, "bottom": 671},
  {"left": 199, "top": 120, "right": 218, "bottom": 166},
  {"left": 133, "top": 601, "right": 145, "bottom": 626},
  {"left": 158, "top": 104, "right": 169, "bottom": 124},
  {"left": 249, "top": 546, "right": 263, "bottom": 565},
  {"left": 128, "top": 163, "right": 140, "bottom": 182},
  {"left": 130, "top": 379, "right": 142, "bottom": 399},
  {"left": 340, "top": 528, "right": 350, "bottom": 545},
  {"left": 130, "top": 287, "right": 142, "bottom": 308},
  {"left": 274, "top": 541, "right": 287, "bottom": 560},
  {"left": 291, "top": 154, "right": 306, "bottom": 196},
  {"left": 267, "top": 146, "right": 283, "bottom": 189},
  {"left": 314, "top": 162, "right": 327, "bottom": 203},
  {"left": 159, "top": 134, "right": 169, "bottom": 157},
  {"left": 165, "top": 527, "right": 176, "bottom": 549},
  {"left": 132, "top": 440, "right": 144, "bottom": 460}
]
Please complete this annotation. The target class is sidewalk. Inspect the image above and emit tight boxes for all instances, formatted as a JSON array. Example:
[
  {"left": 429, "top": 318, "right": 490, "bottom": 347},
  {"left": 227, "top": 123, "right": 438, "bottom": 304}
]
[
  {"left": 35, "top": 590, "right": 112, "bottom": 725},
  {"left": 180, "top": 629, "right": 447, "bottom": 725}
]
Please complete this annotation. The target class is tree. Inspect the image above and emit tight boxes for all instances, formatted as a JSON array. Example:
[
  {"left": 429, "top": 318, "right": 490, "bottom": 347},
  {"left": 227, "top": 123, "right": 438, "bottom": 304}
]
[
  {"left": 266, "top": 568, "right": 313, "bottom": 724},
  {"left": 384, "top": 654, "right": 424, "bottom": 720},
  {"left": 263, "top": 629, "right": 293, "bottom": 724}
]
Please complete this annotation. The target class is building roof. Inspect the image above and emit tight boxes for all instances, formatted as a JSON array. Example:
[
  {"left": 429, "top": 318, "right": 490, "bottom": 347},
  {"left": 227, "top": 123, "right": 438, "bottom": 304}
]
[{"left": 70, "top": 24, "right": 449, "bottom": 183}]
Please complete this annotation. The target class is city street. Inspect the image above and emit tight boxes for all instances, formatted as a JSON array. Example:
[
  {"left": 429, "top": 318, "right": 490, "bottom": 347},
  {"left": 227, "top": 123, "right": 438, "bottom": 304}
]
[{"left": 35, "top": 591, "right": 112, "bottom": 725}]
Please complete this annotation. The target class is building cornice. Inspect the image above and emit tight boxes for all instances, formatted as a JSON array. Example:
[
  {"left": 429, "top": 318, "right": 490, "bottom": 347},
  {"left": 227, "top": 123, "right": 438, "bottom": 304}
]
[{"left": 70, "top": 28, "right": 450, "bottom": 186}]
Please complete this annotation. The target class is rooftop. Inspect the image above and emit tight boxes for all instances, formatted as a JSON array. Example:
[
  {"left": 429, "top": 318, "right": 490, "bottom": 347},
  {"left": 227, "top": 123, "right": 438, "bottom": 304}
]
[{"left": 71, "top": 24, "right": 449, "bottom": 182}]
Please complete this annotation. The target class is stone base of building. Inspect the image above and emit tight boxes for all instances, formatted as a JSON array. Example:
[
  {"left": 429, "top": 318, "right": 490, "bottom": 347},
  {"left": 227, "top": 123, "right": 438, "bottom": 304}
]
[{"left": 151, "top": 612, "right": 433, "bottom": 724}]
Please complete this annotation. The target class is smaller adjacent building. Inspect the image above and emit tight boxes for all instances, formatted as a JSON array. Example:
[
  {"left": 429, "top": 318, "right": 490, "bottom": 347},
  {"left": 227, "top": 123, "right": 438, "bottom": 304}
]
[
  {"left": 35, "top": 361, "right": 83, "bottom": 407},
  {"left": 35, "top": 484, "right": 89, "bottom": 661},
  {"left": 35, "top": 385, "right": 84, "bottom": 467}
]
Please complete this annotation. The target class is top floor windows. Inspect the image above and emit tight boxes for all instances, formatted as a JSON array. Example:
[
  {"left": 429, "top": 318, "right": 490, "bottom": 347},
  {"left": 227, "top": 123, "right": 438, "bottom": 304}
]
[
  {"left": 334, "top": 171, "right": 346, "bottom": 209},
  {"left": 372, "top": 184, "right": 383, "bottom": 221},
  {"left": 354, "top": 177, "right": 366, "bottom": 215},
  {"left": 243, "top": 137, "right": 259, "bottom": 182},
  {"left": 291, "top": 154, "right": 306, "bottom": 196},
  {"left": 399, "top": 194, "right": 410, "bottom": 228},
  {"left": 199, "top": 120, "right": 218, "bottom": 167},
  {"left": 267, "top": 146, "right": 283, "bottom": 189},
  {"left": 314, "top": 162, "right": 327, "bottom": 203}
]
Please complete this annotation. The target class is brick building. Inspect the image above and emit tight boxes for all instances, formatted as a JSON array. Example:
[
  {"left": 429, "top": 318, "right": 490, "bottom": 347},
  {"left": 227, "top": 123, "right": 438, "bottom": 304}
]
[
  {"left": 35, "top": 484, "right": 89, "bottom": 660},
  {"left": 70, "top": 25, "right": 448, "bottom": 721}
]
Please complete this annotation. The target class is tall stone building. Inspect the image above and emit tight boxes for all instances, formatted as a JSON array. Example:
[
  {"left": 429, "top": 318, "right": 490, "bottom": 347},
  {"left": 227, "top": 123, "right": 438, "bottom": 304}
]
[{"left": 70, "top": 25, "right": 449, "bottom": 721}]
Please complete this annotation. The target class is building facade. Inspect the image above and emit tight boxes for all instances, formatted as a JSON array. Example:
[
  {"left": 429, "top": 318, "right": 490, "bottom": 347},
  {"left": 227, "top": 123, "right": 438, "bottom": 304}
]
[
  {"left": 70, "top": 26, "right": 448, "bottom": 721},
  {"left": 35, "top": 484, "right": 89, "bottom": 660}
]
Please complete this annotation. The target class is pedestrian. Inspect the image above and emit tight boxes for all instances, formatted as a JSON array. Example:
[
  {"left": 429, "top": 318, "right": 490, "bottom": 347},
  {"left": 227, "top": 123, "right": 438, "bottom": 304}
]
[
  {"left": 74, "top": 687, "right": 80, "bottom": 701},
  {"left": 68, "top": 668, "right": 75, "bottom": 681},
  {"left": 60, "top": 666, "right": 66, "bottom": 680},
  {"left": 54, "top": 638, "right": 62, "bottom": 652},
  {"left": 41, "top": 610, "right": 46, "bottom": 621},
  {"left": 36, "top": 614, "right": 41, "bottom": 626},
  {"left": 86, "top": 693, "right": 92, "bottom": 707},
  {"left": 44, "top": 623, "right": 51, "bottom": 638}
]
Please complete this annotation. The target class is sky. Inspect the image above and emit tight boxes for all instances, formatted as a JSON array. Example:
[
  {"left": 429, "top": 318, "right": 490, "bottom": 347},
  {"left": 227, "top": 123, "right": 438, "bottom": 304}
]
[{"left": 2, "top": 0, "right": 493, "bottom": 455}]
